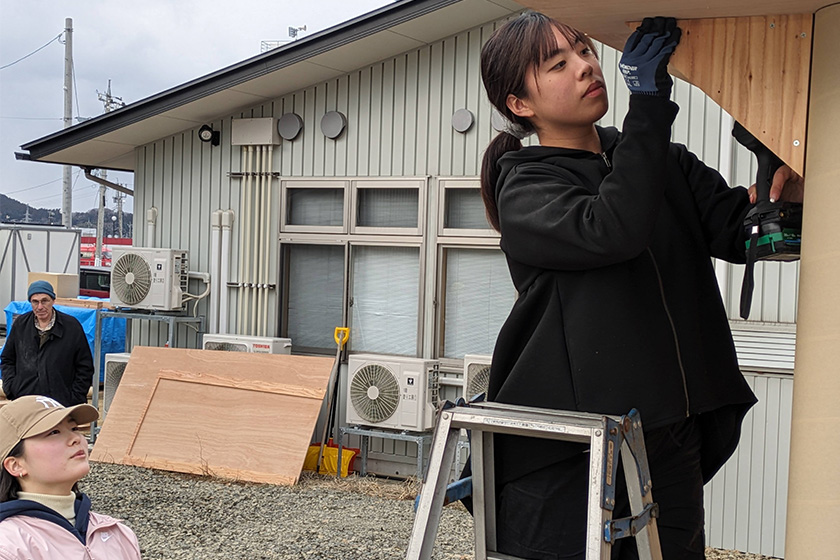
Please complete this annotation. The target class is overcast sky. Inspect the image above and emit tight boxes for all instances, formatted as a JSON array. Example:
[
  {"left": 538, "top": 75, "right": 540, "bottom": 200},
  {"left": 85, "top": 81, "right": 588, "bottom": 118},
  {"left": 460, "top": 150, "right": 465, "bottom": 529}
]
[{"left": 0, "top": 0, "right": 393, "bottom": 216}]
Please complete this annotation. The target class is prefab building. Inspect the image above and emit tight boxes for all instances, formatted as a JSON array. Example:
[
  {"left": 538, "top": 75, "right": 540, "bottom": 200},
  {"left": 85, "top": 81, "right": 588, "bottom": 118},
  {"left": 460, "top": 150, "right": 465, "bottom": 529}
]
[{"left": 19, "top": 1, "right": 798, "bottom": 556}]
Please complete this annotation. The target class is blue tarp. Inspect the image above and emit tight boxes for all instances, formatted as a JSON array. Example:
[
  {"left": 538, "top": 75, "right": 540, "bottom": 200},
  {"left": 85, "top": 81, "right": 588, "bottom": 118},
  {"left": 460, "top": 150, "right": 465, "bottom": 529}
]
[{"left": 2, "top": 299, "right": 126, "bottom": 382}]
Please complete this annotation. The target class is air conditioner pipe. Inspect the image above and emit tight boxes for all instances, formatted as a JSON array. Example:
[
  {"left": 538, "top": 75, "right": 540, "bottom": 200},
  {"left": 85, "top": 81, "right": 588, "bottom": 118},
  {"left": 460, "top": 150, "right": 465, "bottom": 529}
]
[
  {"left": 238, "top": 146, "right": 254, "bottom": 335},
  {"left": 219, "top": 209, "right": 234, "bottom": 334},
  {"left": 209, "top": 210, "right": 222, "bottom": 333},
  {"left": 186, "top": 271, "right": 211, "bottom": 294},
  {"left": 255, "top": 145, "right": 267, "bottom": 336},
  {"left": 251, "top": 146, "right": 262, "bottom": 336},
  {"left": 146, "top": 207, "right": 158, "bottom": 247},
  {"left": 261, "top": 145, "right": 274, "bottom": 337}
]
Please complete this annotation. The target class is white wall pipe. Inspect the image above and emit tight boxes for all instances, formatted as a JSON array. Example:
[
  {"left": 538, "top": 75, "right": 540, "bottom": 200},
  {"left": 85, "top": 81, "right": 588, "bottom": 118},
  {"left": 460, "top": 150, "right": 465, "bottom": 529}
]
[
  {"left": 256, "top": 146, "right": 267, "bottom": 336},
  {"left": 263, "top": 145, "right": 274, "bottom": 337},
  {"left": 219, "top": 209, "right": 234, "bottom": 334},
  {"left": 251, "top": 146, "right": 262, "bottom": 336},
  {"left": 145, "top": 207, "right": 158, "bottom": 247},
  {"left": 209, "top": 210, "right": 222, "bottom": 334},
  {"left": 237, "top": 146, "right": 253, "bottom": 334}
]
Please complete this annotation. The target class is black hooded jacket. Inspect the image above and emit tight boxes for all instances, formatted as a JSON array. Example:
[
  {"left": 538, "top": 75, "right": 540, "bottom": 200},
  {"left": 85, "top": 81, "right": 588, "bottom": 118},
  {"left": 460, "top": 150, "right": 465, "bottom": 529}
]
[
  {"left": 1, "top": 308, "right": 94, "bottom": 406},
  {"left": 0, "top": 494, "right": 92, "bottom": 545},
  {"left": 488, "top": 95, "right": 757, "bottom": 484}
]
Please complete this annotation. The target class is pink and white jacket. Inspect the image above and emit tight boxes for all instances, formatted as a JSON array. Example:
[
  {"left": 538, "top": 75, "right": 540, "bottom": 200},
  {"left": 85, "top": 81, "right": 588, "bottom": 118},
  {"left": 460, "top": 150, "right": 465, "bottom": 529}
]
[{"left": 0, "top": 494, "right": 141, "bottom": 560}]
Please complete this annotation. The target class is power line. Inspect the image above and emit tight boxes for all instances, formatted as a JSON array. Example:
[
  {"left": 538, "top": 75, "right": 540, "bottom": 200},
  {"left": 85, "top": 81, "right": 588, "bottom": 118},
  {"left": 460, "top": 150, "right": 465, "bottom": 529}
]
[
  {"left": 3, "top": 175, "right": 66, "bottom": 196},
  {"left": 0, "top": 32, "right": 63, "bottom": 71},
  {"left": 4, "top": 170, "right": 82, "bottom": 201},
  {"left": 72, "top": 59, "right": 82, "bottom": 121}
]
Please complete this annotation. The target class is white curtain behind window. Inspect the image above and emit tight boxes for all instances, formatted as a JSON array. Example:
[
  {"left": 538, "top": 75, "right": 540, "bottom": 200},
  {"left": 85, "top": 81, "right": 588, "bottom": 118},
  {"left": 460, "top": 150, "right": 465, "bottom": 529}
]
[
  {"left": 286, "top": 244, "right": 344, "bottom": 350},
  {"left": 288, "top": 188, "right": 344, "bottom": 226},
  {"left": 445, "top": 188, "right": 489, "bottom": 229},
  {"left": 443, "top": 248, "right": 514, "bottom": 357},
  {"left": 350, "top": 245, "right": 420, "bottom": 355},
  {"left": 356, "top": 188, "right": 418, "bottom": 228}
]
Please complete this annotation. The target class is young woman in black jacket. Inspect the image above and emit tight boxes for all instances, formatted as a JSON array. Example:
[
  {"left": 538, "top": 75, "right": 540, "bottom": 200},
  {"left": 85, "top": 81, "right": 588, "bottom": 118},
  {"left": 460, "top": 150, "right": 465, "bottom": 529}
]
[{"left": 478, "top": 12, "right": 804, "bottom": 559}]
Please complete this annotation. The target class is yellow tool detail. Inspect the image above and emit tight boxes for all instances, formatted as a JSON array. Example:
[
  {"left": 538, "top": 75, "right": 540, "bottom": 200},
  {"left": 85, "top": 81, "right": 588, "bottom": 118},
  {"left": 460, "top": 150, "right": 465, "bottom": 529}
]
[{"left": 334, "top": 327, "right": 350, "bottom": 348}]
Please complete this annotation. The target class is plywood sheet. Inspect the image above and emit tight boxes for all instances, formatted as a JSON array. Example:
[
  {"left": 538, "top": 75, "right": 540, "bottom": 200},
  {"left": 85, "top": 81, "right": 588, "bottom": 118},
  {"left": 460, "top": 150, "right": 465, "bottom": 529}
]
[
  {"left": 90, "top": 346, "right": 335, "bottom": 485},
  {"left": 667, "top": 15, "right": 812, "bottom": 176},
  {"left": 520, "top": 1, "right": 822, "bottom": 51}
]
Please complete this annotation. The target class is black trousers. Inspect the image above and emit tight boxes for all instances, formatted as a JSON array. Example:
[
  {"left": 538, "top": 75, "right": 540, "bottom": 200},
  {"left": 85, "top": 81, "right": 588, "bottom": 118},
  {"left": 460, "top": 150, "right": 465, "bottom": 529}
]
[{"left": 495, "top": 416, "right": 705, "bottom": 560}]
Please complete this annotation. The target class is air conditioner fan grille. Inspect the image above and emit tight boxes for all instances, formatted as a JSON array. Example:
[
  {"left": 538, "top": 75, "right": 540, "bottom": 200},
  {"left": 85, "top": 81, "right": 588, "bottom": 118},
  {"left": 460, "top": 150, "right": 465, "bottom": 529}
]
[
  {"left": 112, "top": 252, "right": 152, "bottom": 305},
  {"left": 205, "top": 341, "right": 248, "bottom": 352},
  {"left": 467, "top": 363, "right": 491, "bottom": 399},
  {"left": 350, "top": 363, "right": 400, "bottom": 424}
]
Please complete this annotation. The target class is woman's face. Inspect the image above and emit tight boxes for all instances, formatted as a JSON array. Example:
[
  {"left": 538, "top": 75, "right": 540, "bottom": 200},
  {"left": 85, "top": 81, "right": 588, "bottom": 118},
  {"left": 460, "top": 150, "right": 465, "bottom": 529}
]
[
  {"left": 8, "top": 417, "right": 90, "bottom": 495},
  {"left": 509, "top": 28, "right": 608, "bottom": 145}
]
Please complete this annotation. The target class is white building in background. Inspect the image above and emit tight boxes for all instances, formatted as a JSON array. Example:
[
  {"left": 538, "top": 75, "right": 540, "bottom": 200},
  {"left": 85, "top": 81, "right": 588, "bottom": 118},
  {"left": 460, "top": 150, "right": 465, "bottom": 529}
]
[{"left": 19, "top": 1, "right": 797, "bottom": 556}]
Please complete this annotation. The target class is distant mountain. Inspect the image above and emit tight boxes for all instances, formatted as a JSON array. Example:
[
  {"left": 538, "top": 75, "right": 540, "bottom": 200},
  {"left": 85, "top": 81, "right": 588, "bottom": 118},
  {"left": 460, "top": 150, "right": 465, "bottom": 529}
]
[{"left": 0, "top": 193, "right": 133, "bottom": 233}]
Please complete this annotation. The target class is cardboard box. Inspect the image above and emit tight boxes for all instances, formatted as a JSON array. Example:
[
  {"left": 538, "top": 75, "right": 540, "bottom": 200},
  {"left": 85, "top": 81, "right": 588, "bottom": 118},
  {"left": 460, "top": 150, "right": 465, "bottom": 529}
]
[{"left": 27, "top": 272, "right": 79, "bottom": 299}]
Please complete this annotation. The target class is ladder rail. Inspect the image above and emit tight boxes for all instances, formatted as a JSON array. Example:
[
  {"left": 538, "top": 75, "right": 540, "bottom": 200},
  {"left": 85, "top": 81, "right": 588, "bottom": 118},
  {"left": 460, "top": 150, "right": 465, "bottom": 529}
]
[{"left": 405, "top": 410, "right": 460, "bottom": 560}]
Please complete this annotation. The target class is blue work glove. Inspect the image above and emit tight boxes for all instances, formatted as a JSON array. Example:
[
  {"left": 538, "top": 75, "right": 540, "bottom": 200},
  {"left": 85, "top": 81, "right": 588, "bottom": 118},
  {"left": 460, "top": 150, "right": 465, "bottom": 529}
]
[{"left": 619, "top": 17, "right": 682, "bottom": 97}]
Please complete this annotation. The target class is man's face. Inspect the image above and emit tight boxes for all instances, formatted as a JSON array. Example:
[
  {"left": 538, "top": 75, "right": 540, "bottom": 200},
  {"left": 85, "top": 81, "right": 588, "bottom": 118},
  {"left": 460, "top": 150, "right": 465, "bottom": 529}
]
[{"left": 29, "top": 294, "right": 54, "bottom": 323}]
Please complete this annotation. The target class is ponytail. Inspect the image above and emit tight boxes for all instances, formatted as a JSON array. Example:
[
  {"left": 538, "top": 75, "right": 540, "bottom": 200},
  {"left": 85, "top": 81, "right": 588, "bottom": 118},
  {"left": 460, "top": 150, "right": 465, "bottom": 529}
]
[
  {"left": 481, "top": 131, "right": 523, "bottom": 232},
  {"left": 480, "top": 12, "right": 593, "bottom": 232}
]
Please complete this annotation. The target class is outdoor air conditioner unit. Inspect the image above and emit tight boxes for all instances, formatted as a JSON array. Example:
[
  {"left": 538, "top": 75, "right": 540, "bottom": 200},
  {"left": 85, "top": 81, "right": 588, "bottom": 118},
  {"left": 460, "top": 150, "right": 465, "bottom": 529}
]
[
  {"left": 463, "top": 354, "right": 492, "bottom": 402},
  {"left": 202, "top": 334, "right": 292, "bottom": 354},
  {"left": 110, "top": 247, "right": 188, "bottom": 311},
  {"left": 346, "top": 354, "right": 439, "bottom": 432},
  {"left": 103, "top": 352, "right": 131, "bottom": 418}
]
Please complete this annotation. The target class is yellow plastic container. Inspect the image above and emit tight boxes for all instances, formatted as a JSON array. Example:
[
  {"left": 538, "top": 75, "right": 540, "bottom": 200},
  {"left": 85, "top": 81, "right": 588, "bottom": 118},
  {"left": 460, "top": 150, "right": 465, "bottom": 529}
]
[{"left": 303, "top": 443, "right": 357, "bottom": 477}]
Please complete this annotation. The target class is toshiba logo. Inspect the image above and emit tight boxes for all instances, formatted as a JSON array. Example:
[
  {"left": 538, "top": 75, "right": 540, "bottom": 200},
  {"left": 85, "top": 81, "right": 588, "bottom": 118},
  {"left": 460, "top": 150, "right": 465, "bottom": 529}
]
[{"left": 253, "top": 344, "right": 270, "bottom": 349}]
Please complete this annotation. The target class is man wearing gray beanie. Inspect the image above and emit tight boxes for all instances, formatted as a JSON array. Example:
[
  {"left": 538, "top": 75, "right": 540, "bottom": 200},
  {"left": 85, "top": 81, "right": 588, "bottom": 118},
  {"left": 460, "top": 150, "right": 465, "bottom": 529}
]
[{"left": 0, "top": 280, "right": 94, "bottom": 406}]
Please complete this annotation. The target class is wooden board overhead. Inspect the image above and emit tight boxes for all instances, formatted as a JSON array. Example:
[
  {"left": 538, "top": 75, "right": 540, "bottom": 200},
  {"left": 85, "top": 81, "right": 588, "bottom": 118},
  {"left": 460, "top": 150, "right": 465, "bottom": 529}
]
[
  {"left": 663, "top": 15, "right": 811, "bottom": 175},
  {"left": 90, "top": 346, "right": 335, "bottom": 485},
  {"left": 518, "top": 1, "right": 823, "bottom": 51},
  {"left": 518, "top": 1, "right": 822, "bottom": 175}
]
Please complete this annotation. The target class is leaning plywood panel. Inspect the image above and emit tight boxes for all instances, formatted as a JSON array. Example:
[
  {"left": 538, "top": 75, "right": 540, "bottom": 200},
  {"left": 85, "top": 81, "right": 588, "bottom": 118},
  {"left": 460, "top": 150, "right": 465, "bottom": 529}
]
[{"left": 90, "top": 346, "right": 334, "bottom": 485}]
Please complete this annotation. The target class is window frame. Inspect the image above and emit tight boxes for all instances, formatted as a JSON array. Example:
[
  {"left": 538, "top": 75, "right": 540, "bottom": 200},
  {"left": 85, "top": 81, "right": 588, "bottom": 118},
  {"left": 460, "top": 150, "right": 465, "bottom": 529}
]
[
  {"left": 437, "top": 177, "right": 497, "bottom": 238},
  {"left": 278, "top": 238, "right": 349, "bottom": 355},
  {"left": 435, "top": 240, "right": 515, "bottom": 361},
  {"left": 349, "top": 178, "right": 428, "bottom": 236},
  {"left": 279, "top": 179, "right": 349, "bottom": 234},
  {"left": 347, "top": 240, "right": 426, "bottom": 357}
]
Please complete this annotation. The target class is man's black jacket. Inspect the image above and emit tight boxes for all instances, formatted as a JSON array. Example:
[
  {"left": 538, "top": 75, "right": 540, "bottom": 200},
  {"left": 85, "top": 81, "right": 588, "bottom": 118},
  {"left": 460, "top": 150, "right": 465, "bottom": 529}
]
[{"left": 1, "top": 308, "right": 93, "bottom": 406}]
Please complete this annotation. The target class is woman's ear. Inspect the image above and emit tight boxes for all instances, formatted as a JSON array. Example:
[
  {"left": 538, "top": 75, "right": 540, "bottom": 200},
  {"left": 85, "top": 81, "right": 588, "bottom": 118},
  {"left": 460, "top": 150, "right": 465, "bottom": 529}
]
[
  {"left": 3, "top": 455, "right": 26, "bottom": 478},
  {"left": 506, "top": 94, "right": 535, "bottom": 120}
]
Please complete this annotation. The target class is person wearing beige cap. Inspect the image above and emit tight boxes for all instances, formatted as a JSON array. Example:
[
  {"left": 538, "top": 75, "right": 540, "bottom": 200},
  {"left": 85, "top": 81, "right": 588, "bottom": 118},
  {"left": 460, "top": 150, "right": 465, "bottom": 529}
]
[{"left": 0, "top": 395, "right": 141, "bottom": 559}]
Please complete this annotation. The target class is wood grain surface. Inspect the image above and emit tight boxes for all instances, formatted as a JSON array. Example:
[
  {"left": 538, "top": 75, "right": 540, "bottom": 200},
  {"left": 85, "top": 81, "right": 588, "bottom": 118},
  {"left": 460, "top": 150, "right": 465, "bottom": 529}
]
[{"left": 91, "top": 346, "right": 334, "bottom": 485}]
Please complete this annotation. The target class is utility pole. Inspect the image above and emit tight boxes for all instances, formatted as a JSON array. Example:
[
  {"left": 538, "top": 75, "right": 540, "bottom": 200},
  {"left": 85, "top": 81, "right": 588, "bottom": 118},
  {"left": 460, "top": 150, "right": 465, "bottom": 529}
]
[
  {"left": 94, "top": 80, "right": 125, "bottom": 265},
  {"left": 113, "top": 192, "right": 125, "bottom": 237},
  {"left": 61, "top": 18, "right": 73, "bottom": 227}
]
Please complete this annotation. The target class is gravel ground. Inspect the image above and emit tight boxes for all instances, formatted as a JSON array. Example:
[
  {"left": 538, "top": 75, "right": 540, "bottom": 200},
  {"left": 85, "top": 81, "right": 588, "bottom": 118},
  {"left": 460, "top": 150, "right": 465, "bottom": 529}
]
[{"left": 81, "top": 462, "right": 776, "bottom": 560}]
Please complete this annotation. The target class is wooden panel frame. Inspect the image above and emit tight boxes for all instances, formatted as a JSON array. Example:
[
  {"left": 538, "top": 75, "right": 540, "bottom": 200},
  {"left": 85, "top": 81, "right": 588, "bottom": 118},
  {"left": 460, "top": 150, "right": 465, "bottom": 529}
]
[
  {"left": 91, "top": 346, "right": 335, "bottom": 485},
  {"left": 667, "top": 15, "right": 812, "bottom": 175}
]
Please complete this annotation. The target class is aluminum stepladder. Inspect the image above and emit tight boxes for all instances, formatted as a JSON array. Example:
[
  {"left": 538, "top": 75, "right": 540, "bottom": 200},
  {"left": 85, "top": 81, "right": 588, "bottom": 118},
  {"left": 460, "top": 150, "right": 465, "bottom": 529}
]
[{"left": 406, "top": 401, "right": 661, "bottom": 560}]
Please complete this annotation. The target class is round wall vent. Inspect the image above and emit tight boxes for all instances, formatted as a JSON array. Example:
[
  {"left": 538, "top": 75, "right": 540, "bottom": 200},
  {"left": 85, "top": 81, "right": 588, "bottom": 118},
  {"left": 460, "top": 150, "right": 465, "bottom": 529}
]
[
  {"left": 277, "top": 113, "right": 303, "bottom": 140},
  {"left": 451, "top": 108, "right": 474, "bottom": 133},
  {"left": 320, "top": 111, "right": 347, "bottom": 139}
]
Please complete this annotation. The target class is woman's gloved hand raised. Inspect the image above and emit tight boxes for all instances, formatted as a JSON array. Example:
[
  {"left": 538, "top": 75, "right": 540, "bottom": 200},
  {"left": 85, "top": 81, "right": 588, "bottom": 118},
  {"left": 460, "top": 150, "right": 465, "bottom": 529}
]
[{"left": 619, "top": 17, "right": 682, "bottom": 97}]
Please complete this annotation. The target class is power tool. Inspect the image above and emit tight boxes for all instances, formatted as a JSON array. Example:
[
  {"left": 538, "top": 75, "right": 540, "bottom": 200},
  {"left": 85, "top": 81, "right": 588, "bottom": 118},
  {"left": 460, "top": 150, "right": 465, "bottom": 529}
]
[{"left": 732, "top": 121, "right": 803, "bottom": 319}]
